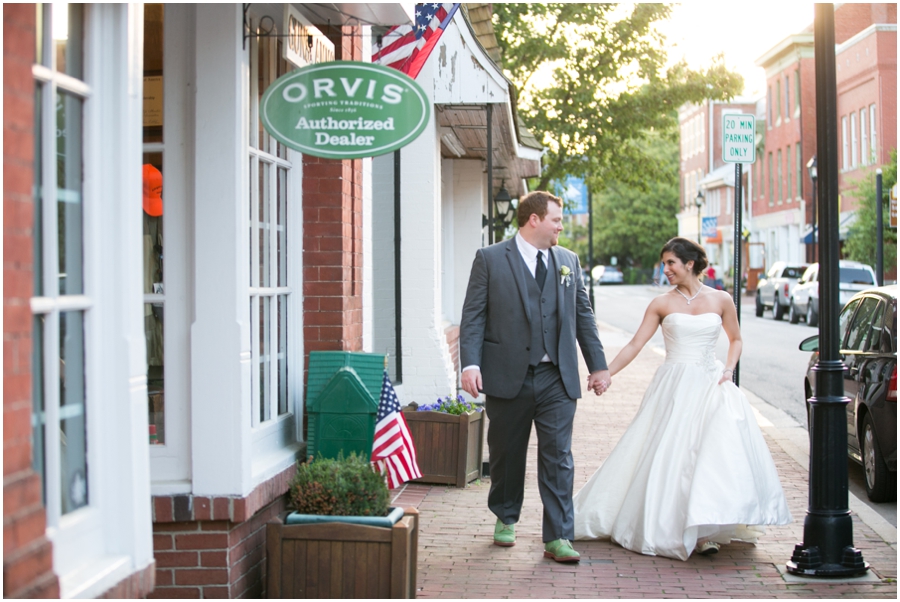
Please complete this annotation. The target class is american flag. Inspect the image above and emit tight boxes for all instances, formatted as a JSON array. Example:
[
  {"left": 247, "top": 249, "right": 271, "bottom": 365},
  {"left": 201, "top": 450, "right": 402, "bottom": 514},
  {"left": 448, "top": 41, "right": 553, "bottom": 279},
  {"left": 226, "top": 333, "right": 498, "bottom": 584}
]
[
  {"left": 372, "top": 3, "right": 460, "bottom": 79},
  {"left": 371, "top": 370, "right": 422, "bottom": 489}
]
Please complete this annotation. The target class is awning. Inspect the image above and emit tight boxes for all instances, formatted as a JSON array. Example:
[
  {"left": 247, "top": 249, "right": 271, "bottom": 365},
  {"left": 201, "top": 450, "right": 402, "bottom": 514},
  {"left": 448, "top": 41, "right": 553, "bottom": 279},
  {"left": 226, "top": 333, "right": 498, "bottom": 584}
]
[{"left": 798, "top": 212, "right": 858, "bottom": 243}]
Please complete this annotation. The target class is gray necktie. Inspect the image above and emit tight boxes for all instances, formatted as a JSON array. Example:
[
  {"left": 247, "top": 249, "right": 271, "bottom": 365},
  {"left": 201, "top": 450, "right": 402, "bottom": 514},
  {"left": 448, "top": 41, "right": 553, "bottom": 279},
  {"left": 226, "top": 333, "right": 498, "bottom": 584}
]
[{"left": 536, "top": 251, "right": 547, "bottom": 290}]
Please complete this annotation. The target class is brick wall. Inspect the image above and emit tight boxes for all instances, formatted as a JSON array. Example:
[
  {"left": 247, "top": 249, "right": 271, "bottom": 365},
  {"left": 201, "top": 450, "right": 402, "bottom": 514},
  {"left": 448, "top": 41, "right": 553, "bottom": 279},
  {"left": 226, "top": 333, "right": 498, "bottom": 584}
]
[
  {"left": 302, "top": 25, "right": 365, "bottom": 375},
  {"left": 150, "top": 465, "right": 295, "bottom": 598},
  {"left": 3, "top": 5, "right": 60, "bottom": 598}
]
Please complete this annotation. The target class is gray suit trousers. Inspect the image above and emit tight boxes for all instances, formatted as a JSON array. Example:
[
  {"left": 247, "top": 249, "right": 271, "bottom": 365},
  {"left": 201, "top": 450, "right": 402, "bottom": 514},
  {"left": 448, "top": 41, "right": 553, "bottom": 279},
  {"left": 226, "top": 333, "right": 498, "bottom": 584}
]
[{"left": 485, "top": 363, "right": 577, "bottom": 543}]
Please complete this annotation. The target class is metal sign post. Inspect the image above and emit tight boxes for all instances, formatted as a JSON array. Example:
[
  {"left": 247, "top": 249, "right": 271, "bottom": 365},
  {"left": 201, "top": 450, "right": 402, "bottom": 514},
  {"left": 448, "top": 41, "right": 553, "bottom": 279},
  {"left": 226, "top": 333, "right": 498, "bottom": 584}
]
[{"left": 722, "top": 113, "right": 755, "bottom": 385}]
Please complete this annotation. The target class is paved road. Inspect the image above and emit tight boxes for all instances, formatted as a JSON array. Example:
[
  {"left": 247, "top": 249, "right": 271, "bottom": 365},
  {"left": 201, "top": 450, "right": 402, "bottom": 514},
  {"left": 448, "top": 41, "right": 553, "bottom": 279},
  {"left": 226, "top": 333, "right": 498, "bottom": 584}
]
[{"left": 592, "top": 283, "right": 896, "bottom": 528}]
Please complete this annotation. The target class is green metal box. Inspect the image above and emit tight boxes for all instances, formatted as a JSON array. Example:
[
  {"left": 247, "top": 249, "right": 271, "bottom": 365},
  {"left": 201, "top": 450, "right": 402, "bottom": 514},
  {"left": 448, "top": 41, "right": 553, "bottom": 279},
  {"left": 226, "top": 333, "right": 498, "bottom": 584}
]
[{"left": 306, "top": 352, "right": 385, "bottom": 460}]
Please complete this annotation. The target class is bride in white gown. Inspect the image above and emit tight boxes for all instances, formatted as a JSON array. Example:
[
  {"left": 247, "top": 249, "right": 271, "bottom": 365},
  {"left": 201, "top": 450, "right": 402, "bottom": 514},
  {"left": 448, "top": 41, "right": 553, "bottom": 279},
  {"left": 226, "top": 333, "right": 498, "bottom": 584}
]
[{"left": 574, "top": 238, "right": 791, "bottom": 560}]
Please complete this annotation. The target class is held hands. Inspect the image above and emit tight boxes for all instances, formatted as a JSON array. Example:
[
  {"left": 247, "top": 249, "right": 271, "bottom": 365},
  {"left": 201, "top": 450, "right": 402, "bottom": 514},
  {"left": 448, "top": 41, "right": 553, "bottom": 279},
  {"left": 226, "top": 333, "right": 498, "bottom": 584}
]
[
  {"left": 461, "top": 368, "right": 483, "bottom": 399},
  {"left": 587, "top": 370, "right": 612, "bottom": 396}
]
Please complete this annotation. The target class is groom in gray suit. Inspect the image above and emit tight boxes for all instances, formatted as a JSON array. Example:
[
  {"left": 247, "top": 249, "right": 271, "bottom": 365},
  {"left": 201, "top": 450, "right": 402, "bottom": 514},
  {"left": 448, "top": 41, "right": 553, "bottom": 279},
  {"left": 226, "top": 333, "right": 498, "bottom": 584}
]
[{"left": 459, "top": 191, "right": 611, "bottom": 563}]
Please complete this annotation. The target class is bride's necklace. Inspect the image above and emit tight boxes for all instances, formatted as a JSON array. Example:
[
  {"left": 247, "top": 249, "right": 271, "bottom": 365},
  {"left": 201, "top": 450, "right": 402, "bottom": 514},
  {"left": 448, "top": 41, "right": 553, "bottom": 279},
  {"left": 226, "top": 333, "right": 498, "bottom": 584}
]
[{"left": 674, "top": 285, "right": 702, "bottom": 305}]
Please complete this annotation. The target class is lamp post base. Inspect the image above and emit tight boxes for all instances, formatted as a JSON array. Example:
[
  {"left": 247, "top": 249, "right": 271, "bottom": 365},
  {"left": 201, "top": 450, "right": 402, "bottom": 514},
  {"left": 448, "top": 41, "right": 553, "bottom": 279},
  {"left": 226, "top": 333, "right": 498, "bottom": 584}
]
[{"left": 787, "top": 544, "right": 869, "bottom": 577}]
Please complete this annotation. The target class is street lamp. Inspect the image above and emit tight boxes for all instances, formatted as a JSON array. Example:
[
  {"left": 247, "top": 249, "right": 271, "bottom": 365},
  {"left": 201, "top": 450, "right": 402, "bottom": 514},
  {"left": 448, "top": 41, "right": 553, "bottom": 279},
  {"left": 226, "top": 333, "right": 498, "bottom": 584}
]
[
  {"left": 807, "top": 155, "right": 818, "bottom": 262},
  {"left": 695, "top": 190, "right": 705, "bottom": 244}
]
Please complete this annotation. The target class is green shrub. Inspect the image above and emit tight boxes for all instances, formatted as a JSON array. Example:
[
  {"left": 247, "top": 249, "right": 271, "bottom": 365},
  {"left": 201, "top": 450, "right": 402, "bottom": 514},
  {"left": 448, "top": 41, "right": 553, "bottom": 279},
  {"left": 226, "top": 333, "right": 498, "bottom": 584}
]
[{"left": 289, "top": 452, "right": 390, "bottom": 517}]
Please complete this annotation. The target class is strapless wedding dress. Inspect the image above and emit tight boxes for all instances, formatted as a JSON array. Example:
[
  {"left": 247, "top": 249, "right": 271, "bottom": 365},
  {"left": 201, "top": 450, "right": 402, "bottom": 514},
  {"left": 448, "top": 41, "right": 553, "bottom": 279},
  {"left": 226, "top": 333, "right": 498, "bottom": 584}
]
[{"left": 573, "top": 312, "right": 792, "bottom": 560}]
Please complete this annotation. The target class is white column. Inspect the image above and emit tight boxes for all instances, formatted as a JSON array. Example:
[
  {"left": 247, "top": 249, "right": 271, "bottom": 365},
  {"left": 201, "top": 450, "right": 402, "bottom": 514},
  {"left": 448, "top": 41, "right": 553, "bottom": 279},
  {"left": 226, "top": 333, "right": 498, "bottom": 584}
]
[{"left": 190, "top": 4, "right": 250, "bottom": 495}]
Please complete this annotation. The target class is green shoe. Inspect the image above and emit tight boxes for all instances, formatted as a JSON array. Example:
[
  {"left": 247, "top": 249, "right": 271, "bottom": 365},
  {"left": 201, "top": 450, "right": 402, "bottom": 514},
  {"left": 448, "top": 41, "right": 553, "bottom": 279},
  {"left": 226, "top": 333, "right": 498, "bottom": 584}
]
[
  {"left": 544, "top": 538, "right": 580, "bottom": 563},
  {"left": 493, "top": 520, "right": 516, "bottom": 547}
]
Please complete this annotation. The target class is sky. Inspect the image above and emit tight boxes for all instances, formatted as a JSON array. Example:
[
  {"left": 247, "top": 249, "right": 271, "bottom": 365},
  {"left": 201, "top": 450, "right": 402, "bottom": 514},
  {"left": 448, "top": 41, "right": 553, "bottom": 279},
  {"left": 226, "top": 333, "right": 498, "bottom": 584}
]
[{"left": 656, "top": 1, "right": 817, "bottom": 98}]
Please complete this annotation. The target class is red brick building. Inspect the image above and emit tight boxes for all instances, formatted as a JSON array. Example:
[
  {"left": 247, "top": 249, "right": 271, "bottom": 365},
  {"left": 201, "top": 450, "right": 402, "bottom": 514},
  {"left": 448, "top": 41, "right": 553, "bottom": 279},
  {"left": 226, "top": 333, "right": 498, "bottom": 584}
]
[{"left": 753, "top": 3, "right": 896, "bottom": 266}]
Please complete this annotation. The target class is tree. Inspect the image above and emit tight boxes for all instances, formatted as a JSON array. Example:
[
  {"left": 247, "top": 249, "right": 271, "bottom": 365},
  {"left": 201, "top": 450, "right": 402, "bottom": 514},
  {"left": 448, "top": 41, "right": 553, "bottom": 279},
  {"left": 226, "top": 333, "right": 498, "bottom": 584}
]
[
  {"left": 843, "top": 149, "right": 897, "bottom": 275},
  {"left": 493, "top": 3, "right": 744, "bottom": 190},
  {"left": 590, "top": 131, "right": 680, "bottom": 268}
]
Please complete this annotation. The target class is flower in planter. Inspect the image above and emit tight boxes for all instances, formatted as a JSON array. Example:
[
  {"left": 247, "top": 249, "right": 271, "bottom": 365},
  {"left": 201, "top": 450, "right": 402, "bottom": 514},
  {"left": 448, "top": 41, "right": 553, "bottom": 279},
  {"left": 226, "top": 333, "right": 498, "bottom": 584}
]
[{"left": 416, "top": 394, "right": 483, "bottom": 415}]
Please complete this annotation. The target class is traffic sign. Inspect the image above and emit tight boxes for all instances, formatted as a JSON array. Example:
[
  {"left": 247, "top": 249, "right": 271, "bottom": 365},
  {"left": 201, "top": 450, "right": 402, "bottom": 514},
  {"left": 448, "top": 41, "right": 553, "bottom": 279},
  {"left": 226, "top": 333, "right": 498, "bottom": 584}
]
[{"left": 722, "top": 113, "right": 756, "bottom": 164}]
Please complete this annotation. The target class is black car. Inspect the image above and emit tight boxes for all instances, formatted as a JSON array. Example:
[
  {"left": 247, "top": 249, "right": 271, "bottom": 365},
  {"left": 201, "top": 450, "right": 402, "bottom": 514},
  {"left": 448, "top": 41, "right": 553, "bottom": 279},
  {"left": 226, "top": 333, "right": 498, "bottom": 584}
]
[{"left": 799, "top": 285, "right": 897, "bottom": 502}]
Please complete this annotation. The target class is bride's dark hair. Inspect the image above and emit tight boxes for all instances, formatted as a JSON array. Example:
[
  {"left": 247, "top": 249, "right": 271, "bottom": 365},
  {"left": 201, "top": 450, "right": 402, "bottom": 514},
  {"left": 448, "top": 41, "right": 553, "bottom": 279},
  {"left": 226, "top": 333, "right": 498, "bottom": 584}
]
[{"left": 660, "top": 237, "right": 709, "bottom": 276}]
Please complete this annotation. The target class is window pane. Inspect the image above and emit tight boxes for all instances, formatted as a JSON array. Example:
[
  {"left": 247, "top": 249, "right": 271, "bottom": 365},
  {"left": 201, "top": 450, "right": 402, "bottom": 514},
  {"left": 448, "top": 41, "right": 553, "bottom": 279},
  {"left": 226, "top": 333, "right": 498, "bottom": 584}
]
[
  {"left": 60, "top": 310, "right": 88, "bottom": 515},
  {"left": 846, "top": 298, "right": 880, "bottom": 352},
  {"left": 34, "top": 85, "right": 44, "bottom": 297},
  {"left": 869, "top": 105, "right": 877, "bottom": 163},
  {"left": 142, "top": 4, "right": 164, "bottom": 144},
  {"left": 786, "top": 146, "right": 792, "bottom": 201},
  {"left": 259, "top": 161, "right": 271, "bottom": 287},
  {"left": 258, "top": 296, "right": 271, "bottom": 422},
  {"left": 257, "top": 34, "right": 271, "bottom": 153},
  {"left": 145, "top": 299, "right": 165, "bottom": 444},
  {"left": 57, "top": 91, "right": 84, "bottom": 295},
  {"left": 142, "top": 153, "right": 164, "bottom": 294},
  {"left": 777, "top": 149, "right": 782, "bottom": 203},
  {"left": 796, "top": 143, "right": 802, "bottom": 197},
  {"left": 277, "top": 166, "right": 287, "bottom": 287},
  {"left": 35, "top": 4, "right": 44, "bottom": 65},
  {"left": 53, "top": 3, "right": 83, "bottom": 79},
  {"left": 278, "top": 294, "right": 288, "bottom": 416},
  {"left": 860, "top": 109, "right": 868, "bottom": 166},
  {"left": 32, "top": 315, "right": 46, "bottom": 505}
]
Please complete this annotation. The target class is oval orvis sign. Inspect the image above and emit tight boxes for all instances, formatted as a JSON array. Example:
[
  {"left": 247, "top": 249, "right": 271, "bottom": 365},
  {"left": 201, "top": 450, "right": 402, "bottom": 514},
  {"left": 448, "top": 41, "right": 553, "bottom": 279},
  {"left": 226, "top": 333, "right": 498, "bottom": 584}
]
[{"left": 260, "top": 61, "right": 431, "bottom": 159}]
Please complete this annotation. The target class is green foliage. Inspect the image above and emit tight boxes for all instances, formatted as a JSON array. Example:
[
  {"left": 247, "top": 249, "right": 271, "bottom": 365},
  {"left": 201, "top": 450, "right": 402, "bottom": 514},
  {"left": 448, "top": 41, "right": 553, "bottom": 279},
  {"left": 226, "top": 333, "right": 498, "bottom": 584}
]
[
  {"left": 493, "top": 3, "right": 744, "bottom": 190},
  {"left": 289, "top": 452, "right": 390, "bottom": 517},
  {"left": 844, "top": 149, "right": 897, "bottom": 272},
  {"left": 589, "top": 132, "right": 680, "bottom": 268}
]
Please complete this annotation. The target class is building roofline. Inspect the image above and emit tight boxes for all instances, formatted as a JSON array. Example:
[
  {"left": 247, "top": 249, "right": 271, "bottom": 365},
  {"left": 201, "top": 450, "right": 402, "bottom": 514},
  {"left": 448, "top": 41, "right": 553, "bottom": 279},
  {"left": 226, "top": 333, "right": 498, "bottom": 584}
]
[
  {"left": 754, "top": 33, "right": 814, "bottom": 68},
  {"left": 836, "top": 23, "right": 898, "bottom": 55}
]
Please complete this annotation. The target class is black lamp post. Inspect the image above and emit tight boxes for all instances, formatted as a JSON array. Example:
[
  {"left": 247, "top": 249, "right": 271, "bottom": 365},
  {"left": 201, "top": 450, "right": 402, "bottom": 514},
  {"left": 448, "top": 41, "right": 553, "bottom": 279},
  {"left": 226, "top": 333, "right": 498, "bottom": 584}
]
[
  {"left": 787, "top": 4, "right": 867, "bottom": 577},
  {"left": 695, "top": 190, "right": 705, "bottom": 244},
  {"left": 806, "top": 155, "right": 818, "bottom": 262}
]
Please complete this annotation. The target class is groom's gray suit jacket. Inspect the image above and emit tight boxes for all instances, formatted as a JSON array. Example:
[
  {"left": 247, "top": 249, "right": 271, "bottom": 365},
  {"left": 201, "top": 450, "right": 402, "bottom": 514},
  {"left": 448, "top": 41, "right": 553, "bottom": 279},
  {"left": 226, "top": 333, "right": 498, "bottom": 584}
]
[{"left": 459, "top": 238, "right": 607, "bottom": 400}]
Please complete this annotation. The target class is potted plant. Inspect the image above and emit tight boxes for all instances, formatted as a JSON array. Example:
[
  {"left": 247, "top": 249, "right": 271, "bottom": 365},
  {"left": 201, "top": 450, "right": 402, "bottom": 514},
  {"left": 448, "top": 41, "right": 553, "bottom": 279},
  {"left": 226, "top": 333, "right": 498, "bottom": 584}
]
[
  {"left": 266, "top": 452, "right": 418, "bottom": 599},
  {"left": 403, "top": 395, "right": 485, "bottom": 488}
]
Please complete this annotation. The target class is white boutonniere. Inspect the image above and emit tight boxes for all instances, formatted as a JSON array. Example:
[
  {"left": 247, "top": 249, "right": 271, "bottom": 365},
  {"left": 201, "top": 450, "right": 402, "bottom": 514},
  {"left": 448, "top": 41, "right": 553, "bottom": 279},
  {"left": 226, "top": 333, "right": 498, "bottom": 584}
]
[{"left": 559, "top": 265, "right": 572, "bottom": 287}]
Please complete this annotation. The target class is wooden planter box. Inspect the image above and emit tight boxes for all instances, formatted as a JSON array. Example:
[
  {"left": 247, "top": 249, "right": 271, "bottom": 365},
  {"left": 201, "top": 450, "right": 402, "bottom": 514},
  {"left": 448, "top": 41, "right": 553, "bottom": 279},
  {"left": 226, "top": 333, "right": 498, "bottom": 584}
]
[
  {"left": 266, "top": 508, "right": 418, "bottom": 599},
  {"left": 403, "top": 409, "right": 484, "bottom": 488}
]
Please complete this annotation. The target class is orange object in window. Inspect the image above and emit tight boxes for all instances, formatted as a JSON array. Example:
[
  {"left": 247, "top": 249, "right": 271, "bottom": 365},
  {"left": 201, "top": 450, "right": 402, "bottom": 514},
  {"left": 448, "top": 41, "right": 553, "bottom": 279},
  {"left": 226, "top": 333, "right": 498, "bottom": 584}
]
[{"left": 142, "top": 164, "right": 163, "bottom": 216}]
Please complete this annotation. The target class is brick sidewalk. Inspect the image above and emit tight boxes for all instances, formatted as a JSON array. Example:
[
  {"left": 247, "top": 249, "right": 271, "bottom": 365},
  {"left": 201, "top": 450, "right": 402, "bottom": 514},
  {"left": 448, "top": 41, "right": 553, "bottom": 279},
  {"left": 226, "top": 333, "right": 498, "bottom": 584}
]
[{"left": 392, "top": 321, "right": 897, "bottom": 599}]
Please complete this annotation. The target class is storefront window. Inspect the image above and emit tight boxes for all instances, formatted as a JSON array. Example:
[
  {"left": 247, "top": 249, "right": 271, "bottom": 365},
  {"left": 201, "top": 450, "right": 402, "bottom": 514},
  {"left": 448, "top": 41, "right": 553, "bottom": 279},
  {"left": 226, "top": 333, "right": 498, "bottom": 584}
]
[
  {"left": 249, "top": 34, "right": 292, "bottom": 426},
  {"left": 32, "top": 1, "right": 91, "bottom": 518},
  {"left": 143, "top": 5, "right": 165, "bottom": 443}
]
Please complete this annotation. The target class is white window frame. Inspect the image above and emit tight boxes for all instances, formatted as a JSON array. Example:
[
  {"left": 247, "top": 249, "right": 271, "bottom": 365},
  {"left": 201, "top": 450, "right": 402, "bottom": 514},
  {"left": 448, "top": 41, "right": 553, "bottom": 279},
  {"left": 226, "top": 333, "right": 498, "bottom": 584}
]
[
  {"left": 32, "top": 3, "right": 152, "bottom": 596},
  {"left": 784, "top": 75, "right": 790, "bottom": 122},
  {"left": 860, "top": 108, "right": 868, "bottom": 166},
  {"left": 146, "top": 2, "right": 192, "bottom": 491},
  {"left": 841, "top": 116, "right": 849, "bottom": 170},
  {"left": 246, "top": 22, "right": 304, "bottom": 470},
  {"left": 869, "top": 104, "right": 877, "bottom": 164},
  {"left": 850, "top": 112, "right": 858, "bottom": 168},
  {"left": 786, "top": 145, "right": 792, "bottom": 202}
]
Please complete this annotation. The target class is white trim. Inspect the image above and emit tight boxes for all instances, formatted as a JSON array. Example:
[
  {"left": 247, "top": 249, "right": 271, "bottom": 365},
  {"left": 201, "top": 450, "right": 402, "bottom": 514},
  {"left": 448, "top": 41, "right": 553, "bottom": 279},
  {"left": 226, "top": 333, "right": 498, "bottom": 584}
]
[
  {"left": 191, "top": 3, "right": 250, "bottom": 496},
  {"left": 148, "top": 2, "right": 195, "bottom": 486},
  {"left": 836, "top": 23, "right": 898, "bottom": 56}
]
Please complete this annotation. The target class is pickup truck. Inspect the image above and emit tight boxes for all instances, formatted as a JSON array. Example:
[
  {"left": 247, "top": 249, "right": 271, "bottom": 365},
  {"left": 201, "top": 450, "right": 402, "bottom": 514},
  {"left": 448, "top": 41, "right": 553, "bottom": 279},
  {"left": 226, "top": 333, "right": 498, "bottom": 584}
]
[{"left": 755, "top": 262, "right": 808, "bottom": 320}]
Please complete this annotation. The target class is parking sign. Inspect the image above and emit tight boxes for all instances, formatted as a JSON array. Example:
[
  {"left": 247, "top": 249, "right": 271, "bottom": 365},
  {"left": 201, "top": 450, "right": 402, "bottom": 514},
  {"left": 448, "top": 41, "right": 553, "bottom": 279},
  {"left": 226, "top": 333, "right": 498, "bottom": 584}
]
[{"left": 722, "top": 113, "right": 756, "bottom": 164}]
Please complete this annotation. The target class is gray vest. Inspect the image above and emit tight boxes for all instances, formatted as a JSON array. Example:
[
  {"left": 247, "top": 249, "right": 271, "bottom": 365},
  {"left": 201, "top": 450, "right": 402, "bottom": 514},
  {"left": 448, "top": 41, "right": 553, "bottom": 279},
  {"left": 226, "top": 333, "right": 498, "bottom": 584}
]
[{"left": 525, "top": 252, "right": 560, "bottom": 367}]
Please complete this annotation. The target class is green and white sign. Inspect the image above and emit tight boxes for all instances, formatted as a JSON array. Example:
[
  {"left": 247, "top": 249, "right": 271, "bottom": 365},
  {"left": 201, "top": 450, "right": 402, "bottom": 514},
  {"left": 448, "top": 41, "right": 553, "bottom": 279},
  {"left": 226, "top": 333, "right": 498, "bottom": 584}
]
[
  {"left": 722, "top": 113, "right": 756, "bottom": 164},
  {"left": 260, "top": 61, "right": 431, "bottom": 159}
]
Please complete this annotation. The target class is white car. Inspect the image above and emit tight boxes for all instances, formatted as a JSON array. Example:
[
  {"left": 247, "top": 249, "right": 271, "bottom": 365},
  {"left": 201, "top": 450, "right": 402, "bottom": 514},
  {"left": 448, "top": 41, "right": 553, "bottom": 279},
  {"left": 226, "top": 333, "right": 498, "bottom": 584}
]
[
  {"left": 789, "top": 260, "right": 877, "bottom": 326},
  {"left": 592, "top": 265, "right": 624, "bottom": 285}
]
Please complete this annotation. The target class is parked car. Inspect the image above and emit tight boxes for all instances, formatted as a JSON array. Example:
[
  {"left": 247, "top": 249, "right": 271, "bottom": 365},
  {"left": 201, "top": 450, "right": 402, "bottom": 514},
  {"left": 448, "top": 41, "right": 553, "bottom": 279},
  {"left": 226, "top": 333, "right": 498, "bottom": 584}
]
[
  {"left": 592, "top": 265, "right": 624, "bottom": 285},
  {"left": 790, "top": 260, "right": 877, "bottom": 327},
  {"left": 755, "top": 262, "right": 807, "bottom": 320},
  {"left": 799, "top": 285, "right": 897, "bottom": 502}
]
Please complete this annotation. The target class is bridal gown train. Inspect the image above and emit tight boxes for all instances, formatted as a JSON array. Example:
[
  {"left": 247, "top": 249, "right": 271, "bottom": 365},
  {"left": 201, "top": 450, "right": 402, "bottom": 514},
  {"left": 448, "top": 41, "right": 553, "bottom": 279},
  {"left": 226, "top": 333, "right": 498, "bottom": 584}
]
[{"left": 573, "top": 312, "right": 792, "bottom": 560}]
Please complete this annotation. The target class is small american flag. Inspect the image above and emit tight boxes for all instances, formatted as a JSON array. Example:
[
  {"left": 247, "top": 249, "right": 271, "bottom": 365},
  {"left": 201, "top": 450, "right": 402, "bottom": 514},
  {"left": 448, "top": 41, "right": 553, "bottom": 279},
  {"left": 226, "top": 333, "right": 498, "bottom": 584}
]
[
  {"left": 372, "top": 370, "right": 422, "bottom": 489},
  {"left": 372, "top": 3, "right": 460, "bottom": 79}
]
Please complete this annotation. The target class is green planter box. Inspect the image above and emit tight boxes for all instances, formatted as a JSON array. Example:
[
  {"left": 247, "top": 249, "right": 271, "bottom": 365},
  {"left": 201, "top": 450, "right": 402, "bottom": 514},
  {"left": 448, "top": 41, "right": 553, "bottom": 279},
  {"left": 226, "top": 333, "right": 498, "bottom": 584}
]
[
  {"left": 266, "top": 508, "right": 418, "bottom": 599},
  {"left": 403, "top": 409, "right": 484, "bottom": 488}
]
